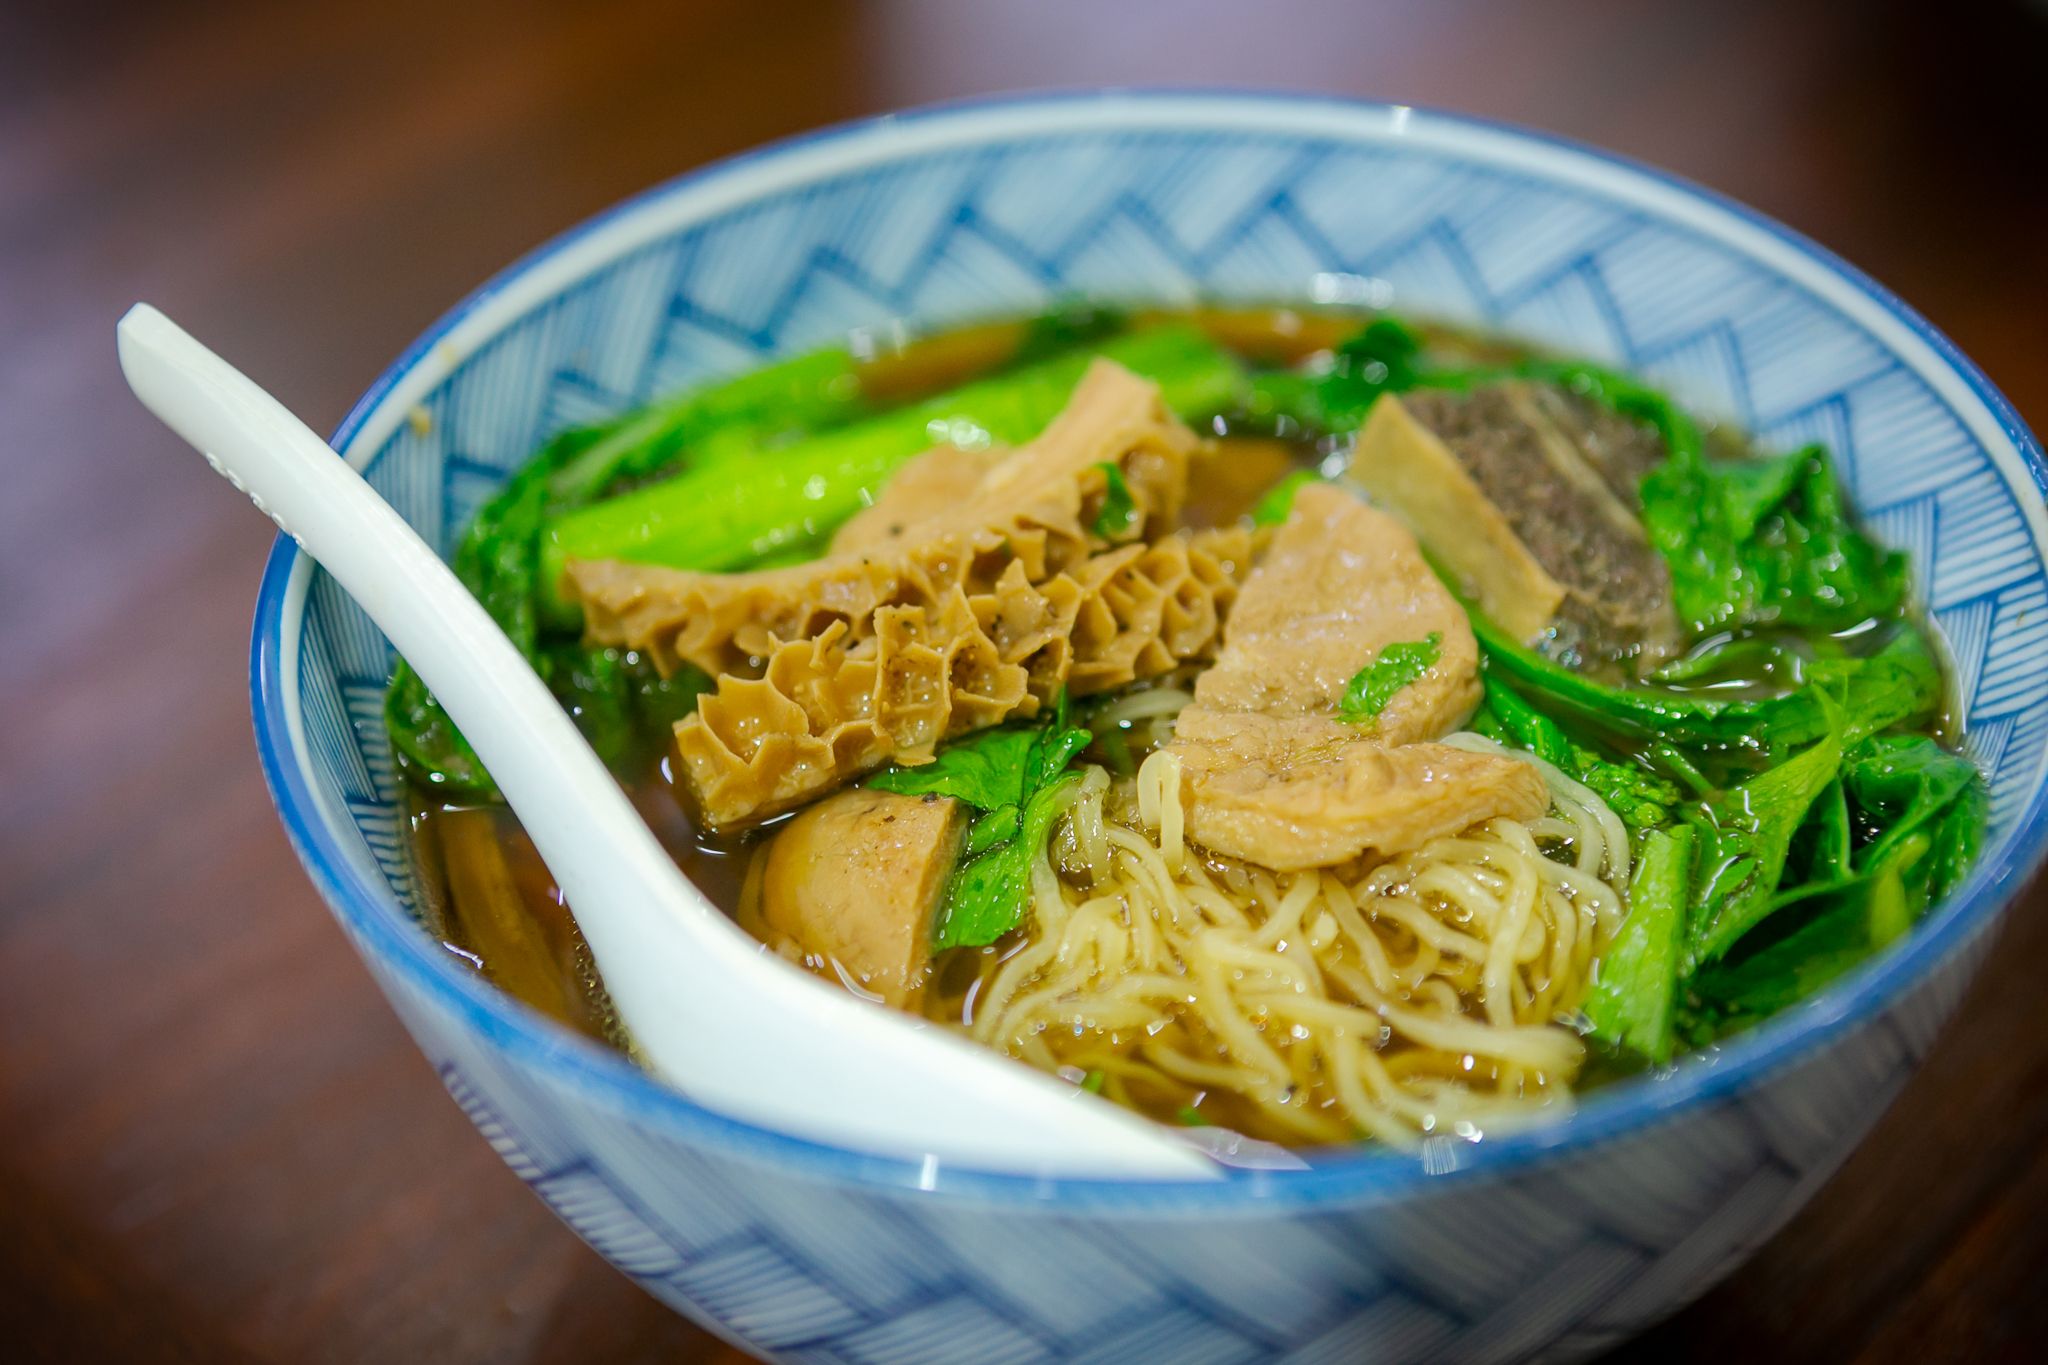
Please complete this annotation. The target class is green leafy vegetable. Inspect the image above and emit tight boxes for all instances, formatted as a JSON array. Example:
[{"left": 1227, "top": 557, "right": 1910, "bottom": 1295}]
[
  {"left": 1093, "top": 461, "right": 1138, "bottom": 539},
  {"left": 385, "top": 663, "right": 495, "bottom": 796},
  {"left": 1686, "top": 733, "right": 1984, "bottom": 1032},
  {"left": 1649, "top": 634, "right": 1805, "bottom": 687},
  {"left": 1523, "top": 360, "right": 1705, "bottom": 465},
  {"left": 1641, "top": 441, "right": 1910, "bottom": 635},
  {"left": 933, "top": 773, "right": 1081, "bottom": 952},
  {"left": 1691, "top": 831, "right": 1930, "bottom": 1024},
  {"left": 1243, "top": 316, "right": 1434, "bottom": 434},
  {"left": 1470, "top": 677, "right": 1680, "bottom": 831},
  {"left": 1923, "top": 775, "right": 1989, "bottom": 909},
  {"left": 1806, "top": 627, "right": 1943, "bottom": 745},
  {"left": 868, "top": 728, "right": 1041, "bottom": 811},
  {"left": 1770, "top": 777, "right": 1854, "bottom": 913},
  {"left": 536, "top": 325, "right": 1247, "bottom": 606},
  {"left": 538, "top": 641, "right": 636, "bottom": 773},
  {"left": 1471, "top": 611, "right": 1825, "bottom": 757},
  {"left": 1250, "top": 469, "right": 1323, "bottom": 527},
  {"left": 1338, "top": 632, "right": 1443, "bottom": 725},
  {"left": 1687, "top": 722, "right": 1845, "bottom": 967},
  {"left": 1584, "top": 826, "right": 1695, "bottom": 1063},
  {"left": 537, "top": 643, "right": 713, "bottom": 779},
  {"left": 1310, "top": 317, "right": 1431, "bottom": 424},
  {"left": 1843, "top": 734, "right": 1981, "bottom": 879},
  {"left": 1241, "top": 322, "right": 1699, "bottom": 447},
  {"left": 1469, "top": 609, "right": 1939, "bottom": 765},
  {"left": 871, "top": 691, "right": 1094, "bottom": 952}
]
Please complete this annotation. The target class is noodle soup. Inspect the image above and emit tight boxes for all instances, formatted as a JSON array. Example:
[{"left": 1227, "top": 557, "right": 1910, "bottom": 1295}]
[{"left": 398, "top": 305, "right": 1981, "bottom": 1148}]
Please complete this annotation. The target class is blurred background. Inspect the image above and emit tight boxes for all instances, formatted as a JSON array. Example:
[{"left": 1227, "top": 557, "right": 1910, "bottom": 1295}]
[{"left": 4, "top": 1, "right": 2044, "bottom": 1360}]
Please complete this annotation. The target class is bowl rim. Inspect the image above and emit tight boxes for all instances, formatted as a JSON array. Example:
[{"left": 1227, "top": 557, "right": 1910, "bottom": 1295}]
[{"left": 250, "top": 87, "right": 2048, "bottom": 1209}]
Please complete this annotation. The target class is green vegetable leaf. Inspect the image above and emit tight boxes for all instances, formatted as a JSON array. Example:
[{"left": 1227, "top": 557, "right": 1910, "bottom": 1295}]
[
  {"left": 538, "top": 325, "right": 1247, "bottom": 601},
  {"left": 1243, "top": 316, "right": 1433, "bottom": 435},
  {"left": 1523, "top": 360, "right": 1705, "bottom": 465},
  {"left": 1687, "top": 723, "right": 1845, "bottom": 967},
  {"left": 1769, "top": 777, "right": 1853, "bottom": 914},
  {"left": 868, "top": 727, "right": 1039, "bottom": 811},
  {"left": 1691, "top": 732, "right": 1985, "bottom": 1027},
  {"left": 1013, "top": 300, "right": 1129, "bottom": 365},
  {"left": 1842, "top": 734, "right": 1981, "bottom": 876},
  {"left": 868, "top": 690, "right": 1090, "bottom": 814},
  {"left": 539, "top": 641, "right": 638, "bottom": 773},
  {"left": 1584, "top": 825, "right": 1695, "bottom": 1063},
  {"left": 1025, "top": 687, "right": 1093, "bottom": 789},
  {"left": 384, "top": 661, "right": 495, "bottom": 796},
  {"left": 1470, "top": 677, "right": 1680, "bottom": 831},
  {"left": 1641, "top": 441, "right": 1910, "bottom": 635},
  {"left": 1339, "top": 632, "right": 1443, "bottom": 725},
  {"left": 1470, "top": 608, "right": 1940, "bottom": 767},
  {"left": 1805, "top": 626, "right": 1943, "bottom": 745},
  {"left": 1472, "top": 610, "right": 1825, "bottom": 757},
  {"left": 1250, "top": 470, "right": 1323, "bottom": 527},
  {"left": 1313, "top": 317, "right": 1430, "bottom": 427},
  {"left": 872, "top": 689, "right": 1095, "bottom": 952},
  {"left": 1923, "top": 776, "right": 1989, "bottom": 907},
  {"left": 932, "top": 773, "right": 1079, "bottom": 952},
  {"left": 1690, "top": 895, "right": 1878, "bottom": 1024},
  {"left": 1692, "top": 830, "right": 1933, "bottom": 1024},
  {"left": 1092, "top": 461, "right": 1138, "bottom": 539},
  {"left": 962, "top": 806, "right": 1021, "bottom": 857}
]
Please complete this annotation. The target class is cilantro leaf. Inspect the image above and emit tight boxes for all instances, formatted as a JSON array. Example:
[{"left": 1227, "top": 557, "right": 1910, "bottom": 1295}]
[
  {"left": 867, "top": 727, "right": 1037, "bottom": 811},
  {"left": 1338, "top": 632, "right": 1442, "bottom": 725},
  {"left": 1093, "top": 461, "right": 1138, "bottom": 539}
]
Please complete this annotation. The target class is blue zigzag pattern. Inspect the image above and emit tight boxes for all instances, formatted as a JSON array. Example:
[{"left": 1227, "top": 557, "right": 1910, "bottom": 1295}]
[{"left": 406, "top": 961, "right": 1941, "bottom": 1365}]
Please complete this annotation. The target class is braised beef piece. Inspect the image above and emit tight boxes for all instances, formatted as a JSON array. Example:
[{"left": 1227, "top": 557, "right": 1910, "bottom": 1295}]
[{"left": 1391, "top": 382, "right": 1681, "bottom": 674}]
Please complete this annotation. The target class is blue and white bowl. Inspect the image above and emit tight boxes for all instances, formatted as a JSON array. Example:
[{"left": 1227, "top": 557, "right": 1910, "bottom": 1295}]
[{"left": 251, "top": 92, "right": 2048, "bottom": 1362}]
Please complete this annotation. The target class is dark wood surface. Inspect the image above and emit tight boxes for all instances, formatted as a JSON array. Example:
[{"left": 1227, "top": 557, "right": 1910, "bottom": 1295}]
[{"left": 5, "top": 1, "right": 2045, "bottom": 1359}]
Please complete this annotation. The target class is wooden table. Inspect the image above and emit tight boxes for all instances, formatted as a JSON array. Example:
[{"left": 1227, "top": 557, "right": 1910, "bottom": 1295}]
[{"left": 5, "top": 1, "right": 2045, "bottom": 1359}]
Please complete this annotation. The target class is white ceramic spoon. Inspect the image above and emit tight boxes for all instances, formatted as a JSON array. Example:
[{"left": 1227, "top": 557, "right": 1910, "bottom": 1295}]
[{"left": 119, "top": 303, "right": 1215, "bottom": 1179}]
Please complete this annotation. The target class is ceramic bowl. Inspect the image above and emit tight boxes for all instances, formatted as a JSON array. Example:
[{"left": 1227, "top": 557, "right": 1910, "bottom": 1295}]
[{"left": 251, "top": 91, "right": 2048, "bottom": 1362}]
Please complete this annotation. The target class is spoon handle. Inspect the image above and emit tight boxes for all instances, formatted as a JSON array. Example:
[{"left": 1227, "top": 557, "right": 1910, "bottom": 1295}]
[{"left": 118, "top": 304, "right": 1214, "bottom": 1178}]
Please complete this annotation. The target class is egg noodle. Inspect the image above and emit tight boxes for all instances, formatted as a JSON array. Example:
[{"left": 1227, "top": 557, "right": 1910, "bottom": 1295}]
[{"left": 927, "top": 712, "right": 1630, "bottom": 1145}]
